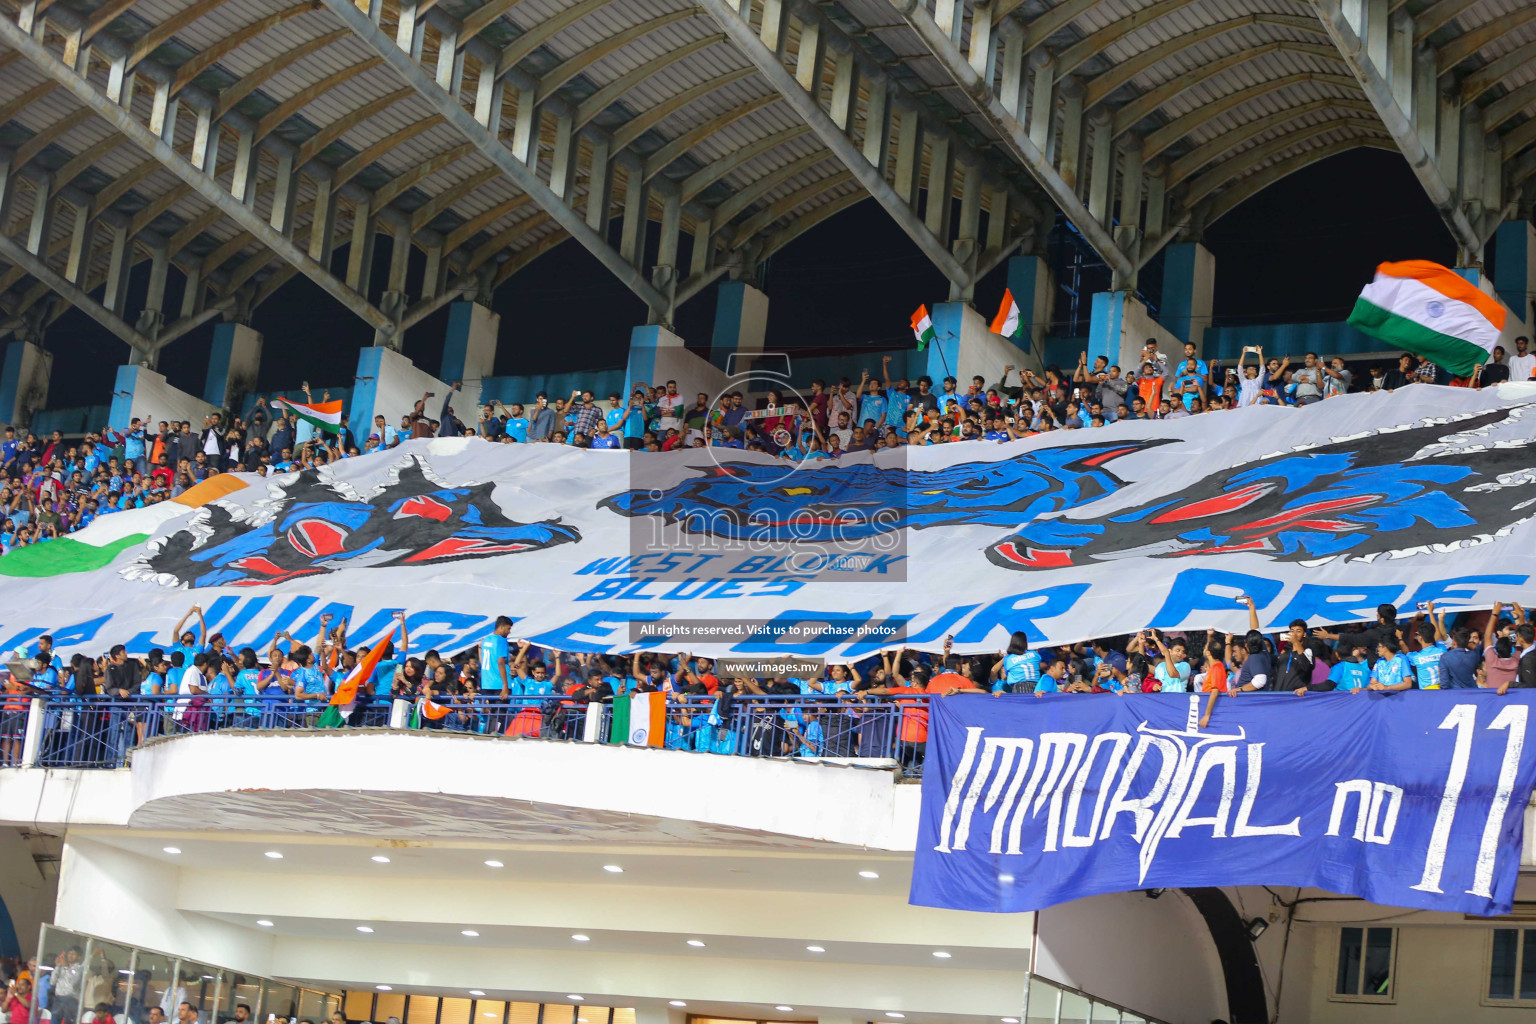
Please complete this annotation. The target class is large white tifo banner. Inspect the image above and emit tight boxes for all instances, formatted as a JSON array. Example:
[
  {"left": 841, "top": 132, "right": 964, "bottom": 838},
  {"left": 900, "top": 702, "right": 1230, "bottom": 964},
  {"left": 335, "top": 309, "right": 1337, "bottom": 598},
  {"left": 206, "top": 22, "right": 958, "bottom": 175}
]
[{"left": 6, "top": 385, "right": 1536, "bottom": 659}]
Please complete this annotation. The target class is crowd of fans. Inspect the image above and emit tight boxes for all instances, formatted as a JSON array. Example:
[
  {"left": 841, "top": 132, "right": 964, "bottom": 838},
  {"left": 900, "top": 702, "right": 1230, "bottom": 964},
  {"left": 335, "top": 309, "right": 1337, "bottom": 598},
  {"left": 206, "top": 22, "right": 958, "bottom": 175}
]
[
  {"left": 1, "top": 336, "right": 1530, "bottom": 557},
  {"left": 3, "top": 596, "right": 1532, "bottom": 768},
  {"left": 1, "top": 950, "right": 333, "bottom": 1024}
]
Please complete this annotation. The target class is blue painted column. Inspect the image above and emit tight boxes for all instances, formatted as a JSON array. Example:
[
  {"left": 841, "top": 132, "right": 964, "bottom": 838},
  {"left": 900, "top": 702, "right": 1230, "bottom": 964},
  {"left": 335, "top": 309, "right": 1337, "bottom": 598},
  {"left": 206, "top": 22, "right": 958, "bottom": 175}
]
[
  {"left": 1087, "top": 291, "right": 1127, "bottom": 369},
  {"left": 0, "top": 340, "right": 50, "bottom": 429},
  {"left": 926, "top": 303, "right": 968, "bottom": 383},
  {"left": 1494, "top": 221, "right": 1533, "bottom": 327},
  {"left": 441, "top": 301, "right": 500, "bottom": 400},
  {"left": 203, "top": 322, "right": 263, "bottom": 410},
  {"left": 1002, "top": 255, "right": 1053, "bottom": 356},
  {"left": 1160, "top": 241, "right": 1216, "bottom": 351},
  {"left": 709, "top": 280, "right": 769, "bottom": 371}
]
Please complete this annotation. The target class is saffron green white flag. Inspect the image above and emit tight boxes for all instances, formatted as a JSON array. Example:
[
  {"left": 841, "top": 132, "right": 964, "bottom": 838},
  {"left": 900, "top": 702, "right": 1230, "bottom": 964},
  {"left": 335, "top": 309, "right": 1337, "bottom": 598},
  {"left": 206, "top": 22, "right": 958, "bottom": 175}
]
[
  {"left": 911, "top": 305, "right": 936, "bottom": 351},
  {"left": 1347, "top": 260, "right": 1506, "bottom": 375}
]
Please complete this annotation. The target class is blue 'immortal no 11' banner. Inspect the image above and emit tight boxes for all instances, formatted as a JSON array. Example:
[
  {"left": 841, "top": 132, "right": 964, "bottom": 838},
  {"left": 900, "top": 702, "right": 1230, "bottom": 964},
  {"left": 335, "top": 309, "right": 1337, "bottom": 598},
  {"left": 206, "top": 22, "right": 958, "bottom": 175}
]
[{"left": 910, "top": 691, "right": 1536, "bottom": 916}]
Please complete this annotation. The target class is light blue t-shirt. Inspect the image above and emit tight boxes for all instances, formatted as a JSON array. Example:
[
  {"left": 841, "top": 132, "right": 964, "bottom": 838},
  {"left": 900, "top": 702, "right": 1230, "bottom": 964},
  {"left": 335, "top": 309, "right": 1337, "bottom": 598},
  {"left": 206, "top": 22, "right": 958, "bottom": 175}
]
[
  {"left": 235, "top": 668, "right": 264, "bottom": 716},
  {"left": 858, "top": 394, "right": 887, "bottom": 428},
  {"left": 1155, "top": 660, "right": 1192, "bottom": 693},
  {"left": 605, "top": 407, "right": 627, "bottom": 430},
  {"left": 517, "top": 675, "right": 556, "bottom": 699},
  {"left": 884, "top": 389, "right": 911, "bottom": 428},
  {"left": 1034, "top": 673, "right": 1059, "bottom": 694},
  {"left": 1329, "top": 659, "right": 1369, "bottom": 691},
  {"left": 1372, "top": 653, "right": 1414, "bottom": 689},
  {"left": 1002, "top": 652, "right": 1041, "bottom": 690},
  {"left": 479, "top": 634, "right": 511, "bottom": 691},
  {"left": 291, "top": 665, "right": 328, "bottom": 699},
  {"left": 504, "top": 417, "right": 529, "bottom": 443},
  {"left": 1408, "top": 643, "right": 1447, "bottom": 689}
]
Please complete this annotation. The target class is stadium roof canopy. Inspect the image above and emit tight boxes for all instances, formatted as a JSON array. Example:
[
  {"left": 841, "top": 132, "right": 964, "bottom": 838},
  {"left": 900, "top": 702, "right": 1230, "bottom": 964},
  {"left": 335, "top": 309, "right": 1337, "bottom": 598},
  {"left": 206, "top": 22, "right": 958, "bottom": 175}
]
[{"left": 0, "top": 0, "right": 1531, "bottom": 364}]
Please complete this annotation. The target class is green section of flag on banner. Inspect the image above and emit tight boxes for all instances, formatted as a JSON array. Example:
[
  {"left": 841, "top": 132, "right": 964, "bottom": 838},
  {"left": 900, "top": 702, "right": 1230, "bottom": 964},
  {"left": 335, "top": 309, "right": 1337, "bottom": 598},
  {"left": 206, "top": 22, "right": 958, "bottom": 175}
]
[{"left": 0, "top": 534, "right": 147, "bottom": 577}]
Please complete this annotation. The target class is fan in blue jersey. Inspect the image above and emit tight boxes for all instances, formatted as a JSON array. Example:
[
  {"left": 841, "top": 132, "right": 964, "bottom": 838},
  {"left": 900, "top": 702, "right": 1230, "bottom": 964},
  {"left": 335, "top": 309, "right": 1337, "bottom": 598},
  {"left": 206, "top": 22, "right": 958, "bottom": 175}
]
[
  {"left": 990, "top": 631, "right": 1042, "bottom": 693},
  {"left": 1406, "top": 620, "right": 1448, "bottom": 690},
  {"left": 1367, "top": 638, "right": 1415, "bottom": 691}
]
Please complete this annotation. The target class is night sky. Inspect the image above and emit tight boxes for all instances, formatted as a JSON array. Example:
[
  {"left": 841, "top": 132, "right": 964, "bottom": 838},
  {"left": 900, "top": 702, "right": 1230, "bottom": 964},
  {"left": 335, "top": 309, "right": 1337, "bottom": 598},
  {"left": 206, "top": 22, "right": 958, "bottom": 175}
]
[{"left": 42, "top": 147, "right": 1459, "bottom": 409}]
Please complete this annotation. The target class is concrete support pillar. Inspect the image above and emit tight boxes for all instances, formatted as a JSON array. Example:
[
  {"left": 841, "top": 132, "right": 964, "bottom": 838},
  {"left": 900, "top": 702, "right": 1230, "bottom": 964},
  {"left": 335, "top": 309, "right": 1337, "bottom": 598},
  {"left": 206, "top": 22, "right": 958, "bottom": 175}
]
[
  {"left": 1413, "top": 43, "right": 1437, "bottom": 157},
  {"left": 108, "top": 364, "right": 218, "bottom": 432},
  {"left": 1145, "top": 165, "right": 1167, "bottom": 238},
  {"left": 1027, "top": 52, "right": 1055, "bottom": 155},
  {"left": 1058, "top": 77, "right": 1085, "bottom": 194},
  {"left": 102, "top": 224, "right": 132, "bottom": 315},
  {"left": 1387, "top": 9, "right": 1413, "bottom": 113},
  {"left": 0, "top": 340, "right": 51, "bottom": 429},
  {"left": 623, "top": 323, "right": 727, "bottom": 410},
  {"left": 25, "top": 175, "right": 53, "bottom": 256},
  {"left": 893, "top": 104, "right": 922, "bottom": 204},
  {"left": 1087, "top": 111, "right": 1113, "bottom": 226},
  {"left": 309, "top": 177, "right": 339, "bottom": 264},
  {"left": 441, "top": 300, "right": 500, "bottom": 398},
  {"left": 1494, "top": 220, "right": 1535, "bottom": 329},
  {"left": 1003, "top": 254, "right": 1054, "bottom": 355},
  {"left": 137, "top": 244, "right": 170, "bottom": 341},
  {"left": 619, "top": 169, "right": 648, "bottom": 268},
  {"left": 951, "top": 162, "right": 982, "bottom": 298},
  {"left": 1091, "top": 291, "right": 1181, "bottom": 378},
  {"left": 586, "top": 138, "right": 613, "bottom": 231},
  {"left": 795, "top": 16, "right": 825, "bottom": 101},
  {"left": 349, "top": 346, "right": 450, "bottom": 442},
  {"left": 1159, "top": 241, "right": 1216, "bottom": 350},
  {"left": 473, "top": 72, "right": 504, "bottom": 134},
  {"left": 549, "top": 115, "right": 577, "bottom": 200},
  {"left": 511, "top": 87, "right": 537, "bottom": 164},
  {"left": 998, "top": 28, "right": 1024, "bottom": 118},
  {"left": 862, "top": 78, "right": 891, "bottom": 171},
  {"left": 708, "top": 279, "right": 768, "bottom": 371},
  {"left": 231, "top": 130, "right": 258, "bottom": 206},
  {"left": 346, "top": 197, "right": 377, "bottom": 294},
  {"left": 828, "top": 49, "right": 856, "bottom": 132},
  {"left": 929, "top": 300, "right": 1036, "bottom": 389},
  {"left": 269, "top": 151, "right": 299, "bottom": 235},
  {"left": 64, "top": 203, "right": 93, "bottom": 283},
  {"left": 924, "top": 135, "right": 953, "bottom": 239},
  {"left": 203, "top": 322, "right": 263, "bottom": 411}
]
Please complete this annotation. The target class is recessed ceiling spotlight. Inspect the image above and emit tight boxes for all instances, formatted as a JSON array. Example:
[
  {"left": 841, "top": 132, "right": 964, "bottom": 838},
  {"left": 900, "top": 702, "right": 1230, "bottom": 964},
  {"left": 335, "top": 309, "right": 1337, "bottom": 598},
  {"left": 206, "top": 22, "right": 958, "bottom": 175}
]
[
  {"left": 858, "top": 870, "right": 879, "bottom": 879},
  {"left": 372, "top": 855, "right": 391, "bottom": 863},
  {"left": 469, "top": 992, "right": 485, "bottom": 998},
  {"left": 375, "top": 986, "right": 391, "bottom": 992},
  {"left": 162, "top": 847, "right": 181, "bottom": 855},
  {"left": 264, "top": 851, "right": 283, "bottom": 859},
  {"left": 255, "top": 920, "right": 273, "bottom": 927},
  {"left": 461, "top": 930, "right": 479, "bottom": 937},
  {"left": 668, "top": 1003, "right": 686, "bottom": 1009},
  {"left": 931, "top": 950, "right": 951, "bottom": 958},
  {"left": 356, "top": 926, "right": 374, "bottom": 933},
  {"left": 805, "top": 945, "right": 825, "bottom": 953},
  {"left": 571, "top": 934, "right": 590, "bottom": 942},
  {"left": 602, "top": 864, "right": 624, "bottom": 874},
  {"left": 484, "top": 859, "right": 504, "bottom": 868},
  {"left": 686, "top": 939, "right": 706, "bottom": 947}
]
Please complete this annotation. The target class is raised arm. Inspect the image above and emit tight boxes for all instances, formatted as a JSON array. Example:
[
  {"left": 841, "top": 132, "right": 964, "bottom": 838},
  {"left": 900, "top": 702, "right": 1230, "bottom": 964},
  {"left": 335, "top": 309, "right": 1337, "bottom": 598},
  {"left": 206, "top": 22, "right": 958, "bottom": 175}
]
[{"left": 1239, "top": 593, "right": 1260, "bottom": 633}]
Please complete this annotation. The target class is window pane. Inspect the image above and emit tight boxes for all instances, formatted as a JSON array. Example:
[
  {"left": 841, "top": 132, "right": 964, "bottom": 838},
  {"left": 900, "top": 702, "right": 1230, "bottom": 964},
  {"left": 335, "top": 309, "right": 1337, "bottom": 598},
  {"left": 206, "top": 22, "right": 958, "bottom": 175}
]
[
  {"left": 1057, "top": 991, "right": 1089, "bottom": 1024},
  {"left": 343, "top": 991, "right": 374, "bottom": 1021},
  {"left": 1521, "top": 929, "right": 1536, "bottom": 1001},
  {"left": 1364, "top": 929, "right": 1394, "bottom": 997},
  {"left": 1489, "top": 930, "right": 1518, "bottom": 1000},
  {"left": 1336, "top": 927, "right": 1363, "bottom": 995},
  {"left": 1026, "top": 976, "right": 1061, "bottom": 1024}
]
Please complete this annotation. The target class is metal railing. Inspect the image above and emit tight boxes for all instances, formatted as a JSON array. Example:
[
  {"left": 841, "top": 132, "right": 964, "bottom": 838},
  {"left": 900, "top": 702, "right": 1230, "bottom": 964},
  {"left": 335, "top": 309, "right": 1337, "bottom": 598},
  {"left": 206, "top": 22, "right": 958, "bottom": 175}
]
[{"left": 0, "top": 692, "right": 931, "bottom": 772}]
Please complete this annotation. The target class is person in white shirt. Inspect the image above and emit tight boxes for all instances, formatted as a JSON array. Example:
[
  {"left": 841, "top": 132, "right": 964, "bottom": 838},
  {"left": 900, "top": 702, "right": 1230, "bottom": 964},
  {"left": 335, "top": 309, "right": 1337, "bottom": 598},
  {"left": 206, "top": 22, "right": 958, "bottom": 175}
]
[
  {"left": 830, "top": 411, "right": 852, "bottom": 449},
  {"left": 171, "top": 651, "right": 207, "bottom": 722},
  {"left": 1507, "top": 336, "right": 1535, "bottom": 381},
  {"left": 654, "top": 380, "right": 684, "bottom": 433}
]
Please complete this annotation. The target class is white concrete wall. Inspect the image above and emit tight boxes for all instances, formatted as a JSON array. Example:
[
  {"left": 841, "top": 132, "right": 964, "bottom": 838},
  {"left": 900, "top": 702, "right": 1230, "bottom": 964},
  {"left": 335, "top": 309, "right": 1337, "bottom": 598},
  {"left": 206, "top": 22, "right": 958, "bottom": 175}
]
[
  {"left": 129, "top": 368, "right": 219, "bottom": 432},
  {"left": 0, "top": 827, "right": 56, "bottom": 957},
  {"left": 1034, "top": 890, "right": 1226, "bottom": 1024},
  {"left": 352, "top": 347, "right": 452, "bottom": 441},
  {"left": 950, "top": 303, "right": 1041, "bottom": 389},
  {"left": 1119, "top": 295, "right": 1185, "bottom": 376},
  {"left": 55, "top": 835, "right": 275, "bottom": 973}
]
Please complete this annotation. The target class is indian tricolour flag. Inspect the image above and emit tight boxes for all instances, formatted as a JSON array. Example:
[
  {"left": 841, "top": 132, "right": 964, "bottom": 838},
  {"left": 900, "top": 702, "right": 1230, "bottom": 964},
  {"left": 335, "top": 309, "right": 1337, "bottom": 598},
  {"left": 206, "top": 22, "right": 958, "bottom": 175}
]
[
  {"left": 608, "top": 690, "right": 665, "bottom": 747},
  {"left": 274, "top": 397, "right": 344, "bottom": 435},
  {"left": 991, "top": 288, "right": 1021, "bottom": 340},
  {"left": 0, "top": 473, "right": 248, "bottom": 578},
  {"left": 911, "top": 305, "right": 936, "bottom": 351},
  {"left": 318, "top": 626, "right": 397, "bottom": 728},
  {"left": 1347, "top": 260, "right": 1506, "bottom": 375}
]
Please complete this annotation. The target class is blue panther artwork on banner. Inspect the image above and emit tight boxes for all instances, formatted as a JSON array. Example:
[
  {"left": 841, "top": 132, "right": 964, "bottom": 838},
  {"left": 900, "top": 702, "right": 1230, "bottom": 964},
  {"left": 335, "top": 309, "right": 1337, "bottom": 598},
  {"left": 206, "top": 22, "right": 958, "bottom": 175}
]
[
  {"left": 137, "top": 458, "right": 579, "bottom": 588},
  {"left": 600, "top": 439, "right": 1173, "bottom": 541},
  {"left": 602, "top": 407, "right": 1536, "bottom": 569},
  {"left": 988, "top": 406, "right": 1536, "bottom": 569}
]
